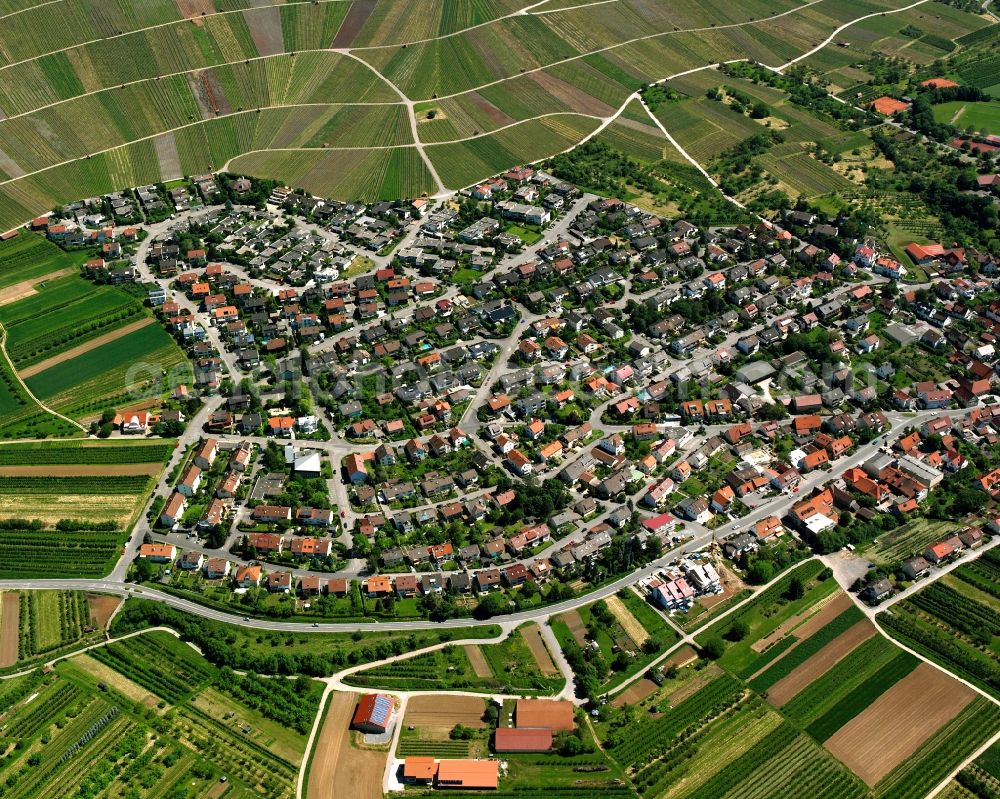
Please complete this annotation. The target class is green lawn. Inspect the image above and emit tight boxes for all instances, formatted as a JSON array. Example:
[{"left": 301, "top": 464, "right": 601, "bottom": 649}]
[
  {"left": 932, "top": 100, "right": 1000, "bottom": 134},
  {"left": 0, "top": 233, "right": 86, "bottom": 291}
]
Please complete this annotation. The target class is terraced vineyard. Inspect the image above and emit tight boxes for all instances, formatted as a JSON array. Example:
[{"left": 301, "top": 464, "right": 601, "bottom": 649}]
[{"left": 0, "top": 0, "right": 986, "bottom": 225}]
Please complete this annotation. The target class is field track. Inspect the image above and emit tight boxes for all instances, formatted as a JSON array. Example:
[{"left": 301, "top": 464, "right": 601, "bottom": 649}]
[
  {"left": 19, "top": 317, "right": 155, "bottom": 378},
  {"left": 0, "top": 463, "right": 161, "bottom": 476},
  {"left": 0, "top": 591, "right": 18, "bottom": 667},
  {"left": 824, "top": 662, "right": 976, "bottom": 784}
]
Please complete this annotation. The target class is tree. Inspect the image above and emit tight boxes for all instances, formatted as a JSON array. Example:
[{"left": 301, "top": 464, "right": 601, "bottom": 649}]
[
  {"left": 746, "top": 559, "right": 774, "bottom": 585},
  {"left": 701, "top": 637, "right": 726, "bottom": 660},
  {"left": 724, "top": 620, "right": 749, "bottom": 642},
  {"left": 786, "top": 576, "right": 805, "bottom": 600}
]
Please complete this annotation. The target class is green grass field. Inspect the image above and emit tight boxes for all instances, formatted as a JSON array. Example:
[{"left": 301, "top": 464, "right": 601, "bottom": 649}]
[{"left": 932, "top": 100, "right": 1000, "bottom": 135}]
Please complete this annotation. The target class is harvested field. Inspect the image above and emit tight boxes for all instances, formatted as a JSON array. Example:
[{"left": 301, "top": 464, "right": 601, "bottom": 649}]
[
  {"left": 243, "top": 6, "right": 285, "bottom": 56},
  {"left": 751, "top": 591, "right": 850, "bottom": 654},
  {"left": 153, "top": 133, "right": 182, "bottom": 183},
  {"left": 607, "top": 595, "right": 649, "bottom": 646},
  {"left": 331, "top": 0, "right": 376, "bottom": 47},
  {"left": 464, "top": 644, "right": 492, "bottom": 678},
  {"left": 72, "top": 652, "right": 158, "bottom": 706},
  {"left": 562, "top": 609, "right": 588, "bottom": 647},
  {"left": 521, "top": 624, "right": 558, "bottom": 676},
  {"left": 0, "top": 268, "right": 73, "bottom": 307},
  {"left": 825, "top": 662, "right": 976, "bottom": 785},
  {"left": 0, "top": 463, "right": 161, "bottom": 477},
  {"left": 0, "top": 591, "right": 18, "bottom": 667},
  {"left": 307, "top": 691, "right": 386, "bottom": 799},
  {"left": 403, "top": 694, "right": 487, "bottom": 736},
  {"left": 86, "top": 594, "right": 121, "bottom": 628},
  {"left": 612, "top": 678, "right": 659, "bottom": 707},
  {"left": 176, "top": 0, "right": 214, "bottom": 19},
  {"left": 19, "top": 318, "right": 156, "bottom": 379},
  {"left": 766, "top": 620, "right": 876, "bottom": 706}
]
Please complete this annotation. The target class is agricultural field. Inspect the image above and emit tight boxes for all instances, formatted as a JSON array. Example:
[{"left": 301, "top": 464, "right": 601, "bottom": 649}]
[
  {"left": 864, "top": 517, "right": 973, "bottom": 566},
  {"left": 0, "top": 628, "right": 321, "bottom": 799},
  {"left": 397, "top": 694, "right": 490, "bottom": 759},
  {"left": 23, "top": 320, "right": 190, "bottom": 421},
  {"left": 879, "top": 550, "right": 1000, "bottom": 700},
  {"left": 0, "top": 0, "right": 964, "bottom": 226},
  {"left": 346, "top": 625, "right": 564, "bottom": 694},
  {"left": 306, "top": 691, "right": 387, "bottom": 799},
  {"left": 0, "top": 233, "right": 85, "bottom": 293},
  {"left": 0, "top": 271, "right": 146, "bottom": 370}
]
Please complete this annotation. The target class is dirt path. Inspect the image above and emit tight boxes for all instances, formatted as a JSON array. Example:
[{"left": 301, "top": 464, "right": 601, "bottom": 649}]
[
  {"left": 949, "top": 104, "right": 967, "bottom": 125},
  {"left": 766, "top": 620, "right": 876, "bottom": 706},
  {"left": 521, "top": 624, "right": 558, "bottom": 676},
  {"left": 0, "top": 324, "right": 83, "bottom": 431},
  {"left": 0, "top": 463, "right": 161, "bottom": 476},
  {"left": 19, "top": 317, "right": 155, "bottom": 378},
  {"left": 306, "top": 692, "right": 386, "bottom": 799},
  {"left": 464, "top": 644, "right": 492, "bottom": 678},
  {"left": 0, "top": 592, "right": 19, "bottom": 667},
  {"left": 824, "top": 662, "right": 976, "bottom": 785},
  {"left": 0, "top": 267, "right": 73, "bottom": 306}
]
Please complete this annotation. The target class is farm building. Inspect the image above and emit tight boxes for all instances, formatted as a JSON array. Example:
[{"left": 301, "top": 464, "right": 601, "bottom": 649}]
[
  {"left": 351, "top": 693, "right": 393, "bottom": 734},
  {"left": 403, "top": 757, "right": 437, "bottom": 785},
  {"left": 435, "top": 760, "right": 499, "bottom": 790},
  {"left": 514, "top": 699, "right": 575, "bottom": 731},
  {"left": 494, "top": 727, "right": 553, "bottom": 753}
]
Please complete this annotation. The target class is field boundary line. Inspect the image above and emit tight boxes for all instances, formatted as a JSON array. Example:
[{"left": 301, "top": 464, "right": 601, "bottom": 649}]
[
  {"left": 17, "top": 316, "right": 155, "bottom": 379},
  {"left": 924, "top": 725, "right": 1000, "bottom": 799},
  {"left": 0, "top": 322, "right": 84, "bottom": 431}
]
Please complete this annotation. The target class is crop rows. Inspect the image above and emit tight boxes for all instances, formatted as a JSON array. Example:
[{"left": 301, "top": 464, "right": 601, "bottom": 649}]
[
  {"left": 0, "top": 476, "right": 152, "bottom": 494},
  {"left": 397, "top": 738, "right": 471, "bottom": 756},
  {"left": 909, "top": 583, "right": 1000, "bottom": 639},
  {"left": 1, "top": 681, "right": 82, "bottom": 744},
  {"left": 806, "top": 650, "right": 919, "bottom": 741},
  {"left": 0, "top": 529, "right": 124, "bottom": 579},
  {"left": 781, "top": 635, "right": 899, "bottom": 725},
  {"left": 91, "top": 632, "right": 216, "bottom": 704},
  {"left": 750, "top": 606, "right": 865, "bottom": 693},
  {"left": 879, "top": 606, "right": 1000, "bottom": 698},
  {"left": 957, "top": 54, "right": 1000, "bottom": 89},
  {"left": 0, "top": 441, "right": 173, "bottom": 466},
  {"left": 611, "top": 674, "right": 743, "bottom": 767},
  {"left": 737, "top": 636, "right": 798, "bottom": 679},
  {"left": 875, "top": 699, "right": 1000, "bottom": 799}
]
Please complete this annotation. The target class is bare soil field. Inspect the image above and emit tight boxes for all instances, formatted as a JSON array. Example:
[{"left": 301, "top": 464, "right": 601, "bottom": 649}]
[
  {"left": 307, "top": 692, "right": 386, "bottom": 799},
  {"left": 0, "top": 592, "right": 19, "bottom": 667},
  {"left": 331, "top": 0, "right": 376, "bottom": 47},
  {"left": 175, "top": 0, "right": 214, "bottom": 19},
  {"left": 612, "top": 678, "right": 659, "bottom": 707},
  {"left": 0, "top": 463, "right": 161, "bottom": 477},
  {"left": 825, "top": 663, "right": 976, "bottom": 785},
  {"left": 766, "top": 620, "right": 876, "bottom": 706},
  {"left": 86, "top": 594, "right": 121, "bottom": 629},
  {"left": 607, "top": 595, "right": 648, "bottom": 647},
  {"left": 562, "top": 609, "right": 588, "bottom": 647},
  {"left": 464, "top": 644, "right": 492, "bottom": 678},
  {"left": 466, "top": 93, "right": 516, "bottom": 126},
  {"left": 73, "top": 653, "right": 158, "bottom": 706},
  {"left": 521, "top": 624, "right": 558, "bottom": 676},
  {"left": 19, "top": 318, "right": 155, "bottom": 378},
  {"left": 751, "top": 591, "right": 850, "bottom": 654},
  {"left": 0, "top": 268, "right": 73, "bottom": 307},
  {"left": 243, "top": 6, "right": 284, "bottom": 56},
  {"left": 403, "top": 695, "right": 487, "bottom": 737},
  {"left": 528, "top": 71, "right": 616, "bottom": 117}
]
